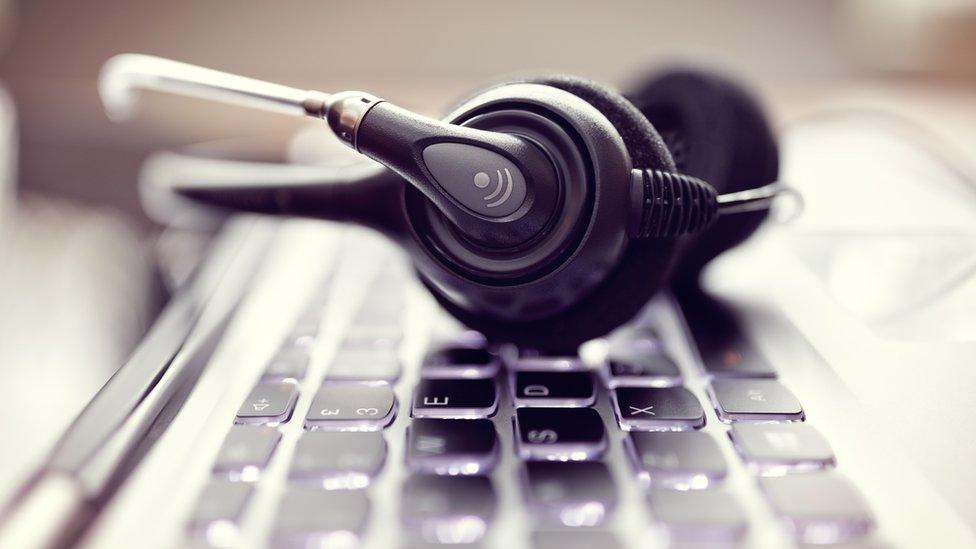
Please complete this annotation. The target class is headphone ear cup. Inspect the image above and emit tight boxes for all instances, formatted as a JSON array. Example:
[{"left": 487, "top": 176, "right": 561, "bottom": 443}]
[
  {"left": 427, "top": 75, "right": 684, "bottom": 353},
  {"left": 627, "top": 69, "right": 779, "bottom": 287}
]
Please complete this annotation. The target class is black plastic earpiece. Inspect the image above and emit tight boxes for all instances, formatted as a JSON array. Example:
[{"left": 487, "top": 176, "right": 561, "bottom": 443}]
[{"left": 347, "top": 98, "right": 561, "bottom": 249}]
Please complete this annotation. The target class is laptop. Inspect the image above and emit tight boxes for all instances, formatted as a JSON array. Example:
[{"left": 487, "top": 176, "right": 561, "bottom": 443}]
[{"left": 0, "top": 106, "right": 973, "bottom": 549}]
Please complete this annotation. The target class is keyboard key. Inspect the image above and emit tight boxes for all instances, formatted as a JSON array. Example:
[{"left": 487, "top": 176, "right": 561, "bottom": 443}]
[
  {"left": 412, "top": 379, "right": 498, "bottom": 418},
  {"left": 602, "top": 350, "right": 682, "bottom": 388},
  {"left": 406, "top": 419, "right": 498, "bottom": 475},
  {"left": 607, "top": 324, "right": 662, "bottom": 353},
  {"left": 325, "top": 348, "right": 401, "bottom": 382},
  {"left": 515, "top": 408, "right": 606, "bottom": 461},
  {"left": 531, "top": 530, "right": 623, "bottom": 549},
  {"left": 761, "top": 473, "right": 875, "bottom": 544},
  {"left": 710, "top": 379, "right": 804, "bottom": 422},
  {"left": 213, "top": 425, "right": 280, "bottom": 480},
  {"left": 421, "top": 345, "right": 500, "bottom": 379},
  {"left": 262, "top": 347, "right": 310, "bottom": 380},
  {"left": 523, "top": 461, "right": 617, "bottom": 527},
  {"left": 730, "top": 423, "right": 835, "bottom": 474},
  {"left": 612, "top": 387, "right": 705, "bottom": 431},
  {"left": 272, "top": 488, "right": 370, "bottom": 548},
  {"left": 648, "top": 489, "right": 748, "bottom": 543},
  {"left": 511, "top": 355, "right": 583, "bottom": 371},
  {"left": 186, "top": 480, "right": 253, "bottom": 546},
  {"left": 305, "top": 383, "right": 397, "bottom": 430},
  {"left": 678, "top": 289, "right": 778, "bottom": 378},
  {"left": 401, "top": 475, "right": 496, "bottom": 544},
  {"left": 698, "top": 333, "right": 778, "bottom": 378},
  {"left": 235, "top": 381, "right": 298, "bottom": 424},
  {"left": 512, "top": 371, "right": 595, "bottom": 407},
  {"left": 627, "top": 431, "right": 727, "bottom": 489},
  {"left": 290, "top": 431, "right": 386, "bottom": 489}
]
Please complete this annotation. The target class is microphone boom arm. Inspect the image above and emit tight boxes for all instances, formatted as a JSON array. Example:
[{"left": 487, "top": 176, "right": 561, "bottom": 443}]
[{"left": 99, "top": 53, "right": 332, "bottom": 121}]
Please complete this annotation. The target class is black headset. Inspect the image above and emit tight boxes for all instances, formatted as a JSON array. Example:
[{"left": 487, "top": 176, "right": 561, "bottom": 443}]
[{"left": 101, "top": 55, "right": 782, "bottom": 353}]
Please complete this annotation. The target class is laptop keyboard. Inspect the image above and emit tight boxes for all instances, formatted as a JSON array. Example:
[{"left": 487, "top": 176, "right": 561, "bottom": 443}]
[{"left": 182, "top": 252, "right": 882, "bottom": 549}]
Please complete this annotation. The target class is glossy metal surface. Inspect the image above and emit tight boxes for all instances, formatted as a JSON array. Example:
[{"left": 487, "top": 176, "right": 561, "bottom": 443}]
[{"left": 99, "top": 54, "right": 327, "bottom": 121}]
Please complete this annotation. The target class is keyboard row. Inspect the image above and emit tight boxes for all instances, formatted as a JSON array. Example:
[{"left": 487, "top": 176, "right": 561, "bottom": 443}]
[
  {"left": 198, "top": 423, "right": 869, "bottom": 546},
  {"left": 236, "top": 373, "right": 805, "bottom": 431},
  {"left": 214, "top": 419, "right": 837, "bottom": 488}
]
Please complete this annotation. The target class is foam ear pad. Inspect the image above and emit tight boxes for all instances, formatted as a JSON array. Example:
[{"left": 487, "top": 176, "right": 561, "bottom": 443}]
[
  {"left": 530, "top": 75, "right": 675, "bottom": 171},
  {"left": 428, "top": 75, "right": 688, "bottom": 353},
  {"left": 626, "top": 70, "right": 779, "bottom": 288}
]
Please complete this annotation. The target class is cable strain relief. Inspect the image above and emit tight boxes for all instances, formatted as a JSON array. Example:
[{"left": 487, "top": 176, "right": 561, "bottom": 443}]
[{"left": 628, "top": 169, "right": 719, "bottom": 239}]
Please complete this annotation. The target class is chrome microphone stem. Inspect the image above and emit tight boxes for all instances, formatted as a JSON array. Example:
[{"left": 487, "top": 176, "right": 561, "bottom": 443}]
[
  {"left": 99, "top": 53, "right": 332, "bottom": 120},
  {"left": 98, "top": 54, "right": 386, "bottom": 150}
]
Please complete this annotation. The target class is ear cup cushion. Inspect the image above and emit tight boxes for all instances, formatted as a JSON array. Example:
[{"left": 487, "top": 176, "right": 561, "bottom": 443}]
[
  {"left": 626, "top": 70, "right": 779, "bottom": 287},
  {"left": 526, "top": 75, "right": 675, "bottom": 172},
  {"left": 429, "top": 75, "right": 686, "bottom": 352}
]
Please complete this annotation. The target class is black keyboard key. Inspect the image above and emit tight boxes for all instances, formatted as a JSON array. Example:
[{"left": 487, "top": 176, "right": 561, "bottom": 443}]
[
  {"left": 406, "top": 419, "right": 498, "bottom": 475},
  {"left": 627, "top": 431, "right": 727, "bottom": 489},
  {"left": 213, "top": 425, "right": 280, "bottom": 480},
  {"left": 699, "top": 334, "right": 778, "bottom": 378},
  {"left": 421, "top": 345, "right": 500, "bottom": 379},
  {"left": 263, "top": 347, "right": 310, "bottom": 380},
  {"left": 602, "top": 350, "right": 682, "bottom": 388},
  {"left": 401, "top": 475, "right": 496, "bottom": 545},
  {"left": 512, "top": 371, "right": 595, "bottom": 407},
  {"left": 305, "top": 383, "right": 397, "bottom": 430},
  {"left": 186, "top": 480, "right": 252, "bottom": 544},
  {"left": 678, "top": 288, "right": 778, "bottom": 378},
  {"left": 612, "top": 387, "right": 705, "bottom": 431},
  {"left": 710, "top": 379, "right": 804, "bottom": 422},
  {"left": 325, "top": 348, "right": 401, "bottom": 382},
  {"left": 290, "top": 431, "right": 387, "bottom": 489},
  {"left": 412, "top": 379, "right": 498, "bottom": 418},
  {"left": 272, "top": 488, "right": 370, "bottom": 547},
  {"left": 523, "top": 461, "right": 617, "bottom": 527},
  {"left": 730, "top": 423, "right": 835, "bottom": 473},
  {"left": 531, "top": 531, "right": 623, "bottom": 549},
  {"left": 649, "top": 489, "right": 748, "bottom": 543},
  {"left": 511, "top": 355, "right": 582, "bottom": 371},
  {"left": 761, "top": 473, "right": 875, "bottom": 544},
  {"left": 235, "top": 381, "right": 298, "bottom": 424},
  {"left": 515, "top": 407, "right": 606, "bottom": 461}
]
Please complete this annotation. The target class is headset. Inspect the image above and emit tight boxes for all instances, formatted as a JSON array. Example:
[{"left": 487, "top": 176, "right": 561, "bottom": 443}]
[{"left": 100, "top": 54, "right": 786, "bottom": 353}]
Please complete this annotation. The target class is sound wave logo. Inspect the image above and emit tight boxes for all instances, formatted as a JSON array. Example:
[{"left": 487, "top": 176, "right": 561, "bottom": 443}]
[{"left": 473, "top": 169, "right": 514, "bottom": 208}]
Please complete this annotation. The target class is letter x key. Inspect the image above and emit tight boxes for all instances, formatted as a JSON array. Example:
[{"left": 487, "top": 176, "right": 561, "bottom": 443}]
[
  {"left": 613, "top": 387, "right": 705, "bottom": 431},
  {"left": 629, "top": 405, "right": 656, "bottom": 416}
]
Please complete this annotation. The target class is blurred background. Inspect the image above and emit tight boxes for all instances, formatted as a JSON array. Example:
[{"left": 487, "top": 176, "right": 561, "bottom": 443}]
[{"left": 0, "top": 0, "right": 975, "bottom": 522}]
